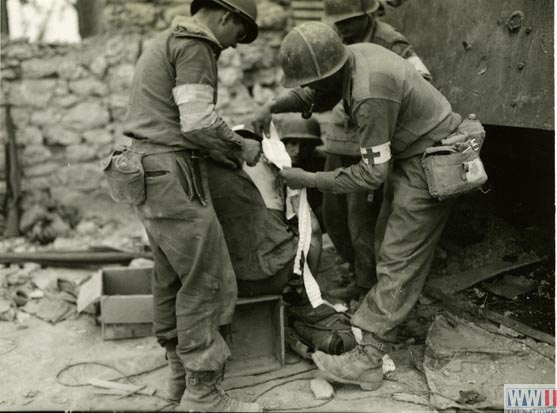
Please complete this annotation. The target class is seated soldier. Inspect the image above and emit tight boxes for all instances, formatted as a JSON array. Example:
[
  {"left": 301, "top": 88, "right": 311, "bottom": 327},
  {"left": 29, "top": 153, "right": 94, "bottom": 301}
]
[
  {"left": 275, "top": 114, "right": 325, "bottom": 228},
  {"left": 205, "top": 122, "right": 322, "bottom": 298}
]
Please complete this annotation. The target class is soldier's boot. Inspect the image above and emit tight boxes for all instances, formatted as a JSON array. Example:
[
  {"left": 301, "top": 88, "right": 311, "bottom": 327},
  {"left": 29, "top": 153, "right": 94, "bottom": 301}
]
[
  {"left": 180, "top": 369, "right": 262, "bottom": 412},
  {"left": 326, "top": 281, "right": 368, "bottom": 301},
  {"left": 162, "top": 345, "right": 186, "bottom": 404},
  {"left": 311, "top": 344, "right": 384, "bottom": 391}
]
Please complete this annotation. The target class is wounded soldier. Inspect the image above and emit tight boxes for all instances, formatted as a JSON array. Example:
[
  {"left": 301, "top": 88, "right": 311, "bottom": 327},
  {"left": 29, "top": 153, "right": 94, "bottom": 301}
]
[{"left": 205, "top": 122, "right": 322, "bottom": 298}]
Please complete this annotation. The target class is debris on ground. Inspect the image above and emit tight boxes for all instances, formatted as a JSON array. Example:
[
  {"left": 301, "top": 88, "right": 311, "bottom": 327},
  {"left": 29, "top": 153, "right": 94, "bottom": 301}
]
[
  {"left": 382, "top": 354, "right": 396, "bottom": 377},
  {"left": 310, "top": 377, "right": 334, "bottom": 400},
  {"left": 482, "top": 274, "right": 537, "bottom": 299},
  {"left": 497, "top": 324, "right": 523, "bottom": 338},
  {"left": 88, "top": 379, "right": 155, "bottom": 397},
  {"left": 423, "top": 313, "right": 554, "bottom": 410},
  {"left": 22, "top": 296, "right": 76, "bottom": 324},
  {"left": 0, "top": 214, "right": 553, "bottom": 411}
]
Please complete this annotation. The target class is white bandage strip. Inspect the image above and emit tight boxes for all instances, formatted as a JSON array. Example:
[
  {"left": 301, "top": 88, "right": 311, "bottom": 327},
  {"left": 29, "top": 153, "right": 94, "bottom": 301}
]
[
  {"left": 293, "top": 188, "right": 324, "bottom": 308},
  {"left": 262, "top": 122, "right": 324, "bottom": 308}
]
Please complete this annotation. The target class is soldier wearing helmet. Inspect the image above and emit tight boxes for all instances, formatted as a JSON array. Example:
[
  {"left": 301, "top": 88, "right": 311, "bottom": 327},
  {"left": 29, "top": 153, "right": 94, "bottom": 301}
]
[
  {"left": 275, "top": 115, "right": 325, "bottom": 224},
  {"left": 253, "top": 21, "right": 475, "bottom": 392},
  {"left": 323, "top": 0, "right": 431, "bottom": 79},
  {"left": 321, "top": 0, "right": 433, "bottom": 303},
  {"left": 206, "top": 123, "right": 322, "bottom": 302},
  {"left": 276, "top": 115, "right": 323, "bottom": 167},
  {"left": 121, "top": 0, "right": 262, "bottom": 411}
]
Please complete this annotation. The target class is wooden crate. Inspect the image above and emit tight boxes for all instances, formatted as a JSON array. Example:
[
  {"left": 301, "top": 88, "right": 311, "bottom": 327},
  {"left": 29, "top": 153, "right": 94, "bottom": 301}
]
[
  {"left": 225, "top": 295, "right": 285, "bottom": 377},
  {"left": 95, "top": 267, "right": 285, "bottom": 376}
]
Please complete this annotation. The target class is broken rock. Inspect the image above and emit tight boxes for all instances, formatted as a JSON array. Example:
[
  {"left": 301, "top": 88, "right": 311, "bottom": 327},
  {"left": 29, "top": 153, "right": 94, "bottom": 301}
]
[
  {"left": 0, "top": 296, "right": 15, "bottom": 321},
  {"left": 382, "top": 354, "right": 396, "bottom": 377},
  {"left": 310, "top": 377, "right": 334, "bottom": 400}
]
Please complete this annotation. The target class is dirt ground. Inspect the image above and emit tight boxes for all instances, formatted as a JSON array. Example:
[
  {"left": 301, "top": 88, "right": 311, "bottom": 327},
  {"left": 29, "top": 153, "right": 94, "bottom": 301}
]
[
  {"left": 0, "top": 315, "right": 434, "bottom": 412},
  {"left": 0, "top": 213, "right": 554, "bottom": 412},
  {"left": 0, "top": 235, "right": 435, "bottom": 412}
]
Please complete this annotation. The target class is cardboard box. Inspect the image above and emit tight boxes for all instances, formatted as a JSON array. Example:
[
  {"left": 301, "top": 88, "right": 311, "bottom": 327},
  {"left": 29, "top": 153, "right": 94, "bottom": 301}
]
[
  {"left": 78, "top": 267, "right": 285, "bottom": 376},
  {"left": 77, "top": 266, "right": 153, "bottom": 340}
]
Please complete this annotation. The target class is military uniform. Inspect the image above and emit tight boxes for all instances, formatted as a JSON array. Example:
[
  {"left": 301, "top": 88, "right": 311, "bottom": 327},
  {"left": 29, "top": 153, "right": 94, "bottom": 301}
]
[
  {"left": 323, "top": 18, "right": 431, "bottom": 291},
  {"left": 206, "top": 159, "right": 298, "bottom": 296},
  {"left": 123, "top": 17, "right": 242, "bottom": 372},
  {"left": 279, "top": 43, "right": 461, "bottom": 341}
]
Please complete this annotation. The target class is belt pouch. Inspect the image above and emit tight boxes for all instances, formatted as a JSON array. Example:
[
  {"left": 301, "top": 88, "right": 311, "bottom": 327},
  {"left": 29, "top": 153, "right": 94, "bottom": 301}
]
[
  {"left": 101, "top": 145, "right": 146, "bottom": 205},
  {"left": 421, "top": 146, "right": 488, "bottom": 201}
]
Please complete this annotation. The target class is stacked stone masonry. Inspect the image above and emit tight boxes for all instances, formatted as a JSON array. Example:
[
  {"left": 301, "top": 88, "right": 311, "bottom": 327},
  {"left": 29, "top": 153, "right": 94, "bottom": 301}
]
[{"left": 0, "top": 0, "right": 292, "bottom": 231}]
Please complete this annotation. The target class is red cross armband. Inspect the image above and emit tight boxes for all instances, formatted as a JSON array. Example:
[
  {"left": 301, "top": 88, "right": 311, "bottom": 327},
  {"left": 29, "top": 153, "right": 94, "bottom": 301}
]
[{"left": 360, "top": 142, "right": 392, "bottom": 165}]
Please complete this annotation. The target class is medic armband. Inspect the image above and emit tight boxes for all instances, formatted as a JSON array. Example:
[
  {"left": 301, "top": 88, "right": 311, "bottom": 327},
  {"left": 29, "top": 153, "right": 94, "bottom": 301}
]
[{"left": 360, "top": 142, "right": 392, "bottom": 165}]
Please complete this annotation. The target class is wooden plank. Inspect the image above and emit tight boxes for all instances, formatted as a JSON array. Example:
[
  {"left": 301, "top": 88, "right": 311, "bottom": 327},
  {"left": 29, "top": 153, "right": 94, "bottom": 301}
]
[
  {"left": 88, "top": 379, "right": 155, "bottom": 396},
  {"left": 383, "top": 0, "right": 554, "bottom": 130},
  {"left": 427, "top": 257, "right": 542, "bottom": 295},
  {"left": 77, "top": 270, "right": 102, "bottom": 312},
  {"left": 425, "top": 284, "right": 555, "bottom": 345}
]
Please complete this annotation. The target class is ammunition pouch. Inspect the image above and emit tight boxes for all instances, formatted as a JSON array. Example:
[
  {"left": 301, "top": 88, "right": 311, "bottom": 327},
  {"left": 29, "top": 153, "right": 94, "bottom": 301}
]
[{"left": 101, "top": 146, "right": 146, "bottom": 205}]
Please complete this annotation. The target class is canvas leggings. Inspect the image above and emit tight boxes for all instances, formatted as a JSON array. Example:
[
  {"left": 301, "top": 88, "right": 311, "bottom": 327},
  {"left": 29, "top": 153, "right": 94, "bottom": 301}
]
[
  {"left": 133, "top": 151, "right": 237, "bottom": 372},
  {"left": 352, "top": 154, "right": 455, "bottom": 342},
  {"left": 322, "top": 154, "right": 380, "bottom": 289}
]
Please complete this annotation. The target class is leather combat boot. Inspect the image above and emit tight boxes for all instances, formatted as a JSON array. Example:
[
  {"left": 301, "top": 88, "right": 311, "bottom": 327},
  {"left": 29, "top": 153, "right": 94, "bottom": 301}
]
[
  {"left": 180, "top": 369, "right": 262, "bottom": 412},
  {"left": 312, "top": 344, "right": 384, "bottom": 391},
  {"left": 326, "top": 281, "right": 368, "bottom": 301},
  {"left": 162, "top": 345, "right": 186, "bottom": 404}
]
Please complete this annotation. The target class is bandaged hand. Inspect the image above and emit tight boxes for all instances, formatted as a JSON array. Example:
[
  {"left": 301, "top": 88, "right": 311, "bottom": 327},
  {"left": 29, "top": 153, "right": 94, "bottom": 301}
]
[
  {"left": 280, "top": 167, "right": 317, "bottom": 189},
  {"left": 240, "top": 138, "right": 262, "bottom": 166}
]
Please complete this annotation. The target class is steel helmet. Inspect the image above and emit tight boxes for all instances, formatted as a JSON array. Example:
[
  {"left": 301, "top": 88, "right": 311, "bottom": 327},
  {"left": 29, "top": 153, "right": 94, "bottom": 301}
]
[
  {"left": 277, "top": 115, "right": 322, "bottom": 143},
  {"left": 232, "top": 123, "right": 262, "bottom": 141},
  {"left": 191, "top": 0, "right": 259, "bottom": 43},
  {"left": 279, "top": 21, "right": 349, "bottom": 88},
  {"left": 323, "top": 0, "right": 380, "bottom": 25}
]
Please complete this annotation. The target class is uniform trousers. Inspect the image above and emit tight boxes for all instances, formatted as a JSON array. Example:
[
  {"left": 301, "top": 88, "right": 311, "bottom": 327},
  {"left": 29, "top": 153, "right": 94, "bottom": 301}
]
[
  {"left": 134, "top": 151, "right": 236, "bottom": 372},
  {"left": 352, "top": 154, "right": 454, "bottom": 341}
]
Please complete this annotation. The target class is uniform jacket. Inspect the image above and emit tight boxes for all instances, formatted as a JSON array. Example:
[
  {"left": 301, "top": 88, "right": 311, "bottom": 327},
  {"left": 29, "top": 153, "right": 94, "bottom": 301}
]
[
  {"left": 281, "top": 44, "right": 461, "bottom": 194},
  {"left": 325, "top": 18, "right": 430, "bottom": 156},
  {"left": 123, "top": 17, "right": 242, "bottom": 153}
]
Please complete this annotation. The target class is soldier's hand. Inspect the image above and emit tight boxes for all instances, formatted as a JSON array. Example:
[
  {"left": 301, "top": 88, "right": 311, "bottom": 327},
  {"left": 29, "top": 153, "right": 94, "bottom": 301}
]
[
  {"left": 241, "top": 139, "right": 262, "bottom": 167},
  {"left": 252, "top": 102, "right": 273, "bottom": 137},
  {"left": 208, "top": 149, "right": 243, "bottom": 169},
  {"left": 280, "top": 167, "right": 316, "bottom": 189}
]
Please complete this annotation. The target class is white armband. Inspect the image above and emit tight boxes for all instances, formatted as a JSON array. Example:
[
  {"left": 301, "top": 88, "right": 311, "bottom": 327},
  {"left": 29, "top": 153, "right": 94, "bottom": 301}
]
[
  {"left": 173, "top": 83, "right": 218, "bottom": 132},
  {"left": 360, "top": 142, "right": 391, "bottom": 165}
]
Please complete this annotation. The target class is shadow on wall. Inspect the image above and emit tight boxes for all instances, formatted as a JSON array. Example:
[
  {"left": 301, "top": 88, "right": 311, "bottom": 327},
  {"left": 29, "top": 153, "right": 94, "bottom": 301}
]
[{"left": 441, "top": 125, "right": 554, "bottom": 250}]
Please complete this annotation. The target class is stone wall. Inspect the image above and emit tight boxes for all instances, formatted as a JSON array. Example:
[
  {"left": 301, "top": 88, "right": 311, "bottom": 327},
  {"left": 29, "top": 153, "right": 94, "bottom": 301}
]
[{"left": 0, "top": 0, "right": 291, "bottom": 238}]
